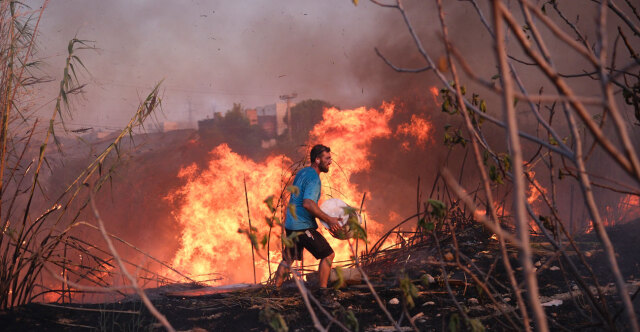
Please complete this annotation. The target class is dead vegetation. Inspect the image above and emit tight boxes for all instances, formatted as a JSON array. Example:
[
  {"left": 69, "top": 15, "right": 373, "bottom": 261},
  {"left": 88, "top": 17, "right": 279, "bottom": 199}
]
[
  {"left": 1, "top": 0, "right": 640, "bottom": 331},
  {"left": 0, "top": 0, "right": 170, "bottom": 317}
]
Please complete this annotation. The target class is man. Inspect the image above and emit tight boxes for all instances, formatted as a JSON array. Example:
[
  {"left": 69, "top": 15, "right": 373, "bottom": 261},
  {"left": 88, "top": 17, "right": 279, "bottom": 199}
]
[{"left": 274, "top": 144, "right": 342, "bottom": 301}]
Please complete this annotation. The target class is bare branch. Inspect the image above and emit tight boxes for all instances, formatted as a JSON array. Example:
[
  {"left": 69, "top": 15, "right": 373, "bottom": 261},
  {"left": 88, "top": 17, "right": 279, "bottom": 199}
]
[
  {"left": 374, "top": 47, "right": 432, "bottom": 73},
  {"left": 494, "top": 2, "right": 549, "bottom": 330},
  {"left": 90, "top": 194, "right": 175, "bottom": 332}
]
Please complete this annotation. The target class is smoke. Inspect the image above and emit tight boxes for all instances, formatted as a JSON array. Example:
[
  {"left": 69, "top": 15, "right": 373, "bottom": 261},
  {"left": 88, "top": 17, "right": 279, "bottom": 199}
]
[
  {"left": 31, "top": 1, "right": 440, "bottom": 129},
  {"left": 28, "top": 0, "right": 640, "bottom": 289}
]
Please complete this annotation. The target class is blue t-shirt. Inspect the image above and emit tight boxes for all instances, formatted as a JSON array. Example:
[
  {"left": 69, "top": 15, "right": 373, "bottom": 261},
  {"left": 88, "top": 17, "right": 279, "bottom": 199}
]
[{"left": 284, "top": 167, "right": 321, "bottom": 230}]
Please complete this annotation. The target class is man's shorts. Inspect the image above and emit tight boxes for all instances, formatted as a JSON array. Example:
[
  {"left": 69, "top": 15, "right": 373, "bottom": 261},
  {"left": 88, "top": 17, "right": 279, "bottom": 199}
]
[{"left": 284, "top": 228, "right": 334, "bottom": 261}]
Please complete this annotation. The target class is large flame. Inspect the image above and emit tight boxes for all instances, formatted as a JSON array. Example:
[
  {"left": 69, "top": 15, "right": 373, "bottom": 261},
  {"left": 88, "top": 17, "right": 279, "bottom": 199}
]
[
  {"left": 167, "top": 102, "right": 424, "bottom": 284},
  {"left": 308, "top": 103, "right": 396, "bottom": 264},
  {"left": 166, "top": 145, "right": 290, "bottom": 283}
]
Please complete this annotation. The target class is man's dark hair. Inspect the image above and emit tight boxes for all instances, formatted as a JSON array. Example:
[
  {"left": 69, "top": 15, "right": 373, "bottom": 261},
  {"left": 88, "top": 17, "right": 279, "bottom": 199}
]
[{"left": 310, "top": 144, "right": 330, "bottom": 163}]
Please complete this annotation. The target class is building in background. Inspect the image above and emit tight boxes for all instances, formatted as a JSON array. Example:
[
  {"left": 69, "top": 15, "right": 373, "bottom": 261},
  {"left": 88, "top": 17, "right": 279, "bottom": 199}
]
[
  {"left": 244, "top": 108, "right": 258, "bottom": 125},
  {"left": 255, "top": 101, "right": 294, "bottom": 148},
  {"left": 156, "top": 121, "right": 195, "bottom": 133},
  {"left": 196, "top": 101, "right": 295, "bottom": 149}
]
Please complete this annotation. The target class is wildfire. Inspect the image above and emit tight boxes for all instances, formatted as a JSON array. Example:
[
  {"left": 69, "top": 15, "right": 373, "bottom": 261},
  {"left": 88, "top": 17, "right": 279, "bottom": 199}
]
[
  {"left": 167, "top": 102, "right": 413, "bottom": 284},
  {"left": 587, "top": 194, "right": 640, "bottom": 232},
  {"left": 473, "top": 202, "right": 507, "bottom": 220},
  {"left": 526, "top": 170, "right": 547, "bottom": 206},
  {"left": 472, "top": 168, "right": 548, "bottom": 232},
  {"left": 396, "top": 114, "right": 433, "bottom": 150},
  {"left": 308, "top": 103, "right": 395, "bottom": 265},
  {"left": 429, "top": 86, "right": 440, "bottom": 106},
  {"left": 167, "top": 145, "right": 291, "bottom": 283}
]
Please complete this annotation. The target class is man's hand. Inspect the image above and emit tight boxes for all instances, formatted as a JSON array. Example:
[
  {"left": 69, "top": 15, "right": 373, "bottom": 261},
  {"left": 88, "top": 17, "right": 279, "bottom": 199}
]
[
  {"left": 303, "top": 198, "right": 344, "bottom": 233},
  {"left": 326, "top": 216, "right": 343, "bottom": 233}
]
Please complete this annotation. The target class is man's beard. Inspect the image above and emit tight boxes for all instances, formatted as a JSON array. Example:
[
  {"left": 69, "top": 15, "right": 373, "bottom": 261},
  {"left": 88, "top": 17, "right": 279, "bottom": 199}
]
[{"left": 319, "top": 162, "right": 329, "bottom": 173}]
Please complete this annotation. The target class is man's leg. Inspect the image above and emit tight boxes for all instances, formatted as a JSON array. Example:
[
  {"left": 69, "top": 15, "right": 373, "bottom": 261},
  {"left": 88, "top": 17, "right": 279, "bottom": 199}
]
[
  {"left": 317, "top": 252, "right": 335, "bottom": 288},
  {"left": 274, "top": 260, "right": 290, "bottom": 287}
]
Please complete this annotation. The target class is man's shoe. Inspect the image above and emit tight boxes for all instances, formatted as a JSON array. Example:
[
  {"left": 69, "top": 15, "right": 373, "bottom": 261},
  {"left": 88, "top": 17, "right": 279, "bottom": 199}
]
[{"left": 315, "top": 288, "right": 339, "bottom": 308}]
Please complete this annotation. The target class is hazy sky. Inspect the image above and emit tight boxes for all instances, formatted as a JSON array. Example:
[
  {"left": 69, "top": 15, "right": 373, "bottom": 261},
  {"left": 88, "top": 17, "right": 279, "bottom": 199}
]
[
  {"left": 27, "top": 1, "right": 628, "bottom": 133},
  {"left": 27, "top": 0, "right": 451, "bottom": 131}
]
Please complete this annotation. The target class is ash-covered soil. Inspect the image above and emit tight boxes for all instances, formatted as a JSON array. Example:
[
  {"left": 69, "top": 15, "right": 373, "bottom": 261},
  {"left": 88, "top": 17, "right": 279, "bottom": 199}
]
[{"left": 1, "top": 223, "right": 639, "bottom": 331}]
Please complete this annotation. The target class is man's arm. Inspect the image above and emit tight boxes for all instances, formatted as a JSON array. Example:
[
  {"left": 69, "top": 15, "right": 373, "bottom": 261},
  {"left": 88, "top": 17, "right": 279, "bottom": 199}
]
[{"left": 303, "top": 199, "right": 342, "bottom": 233}]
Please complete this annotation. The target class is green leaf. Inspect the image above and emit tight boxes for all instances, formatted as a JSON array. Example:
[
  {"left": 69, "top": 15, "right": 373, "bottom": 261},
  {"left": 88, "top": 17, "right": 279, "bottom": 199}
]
[
  {"left": 238, "top": 228, "right": 258, "bottom": 248},
  {"left": 449, "top": 313, "right": 460, "bottom": 332},
  {"left": 264, "top": 195, "right": 276, "bottom": 213},
  {"left": 261, "top": 234, "right": 269, "bottom": 248},
  {"left": 333, "top": 266, "right": 345, "bottom": 290},
  {"left": 469, "top": 318, "right": 485, "bottom": 332},
  {"left": 288, "top": 203, "right": 298, "bottom": 221},
  {"left": 348, "top": 215, "right": 367, "bottom": 240},
  {"left": 286, "top": 185, "right": 299, "bottom": 196},
  {"left": 343, "top": 309, "right": 359, "bottom": 331},
  {"left": 249, "top": 233, "right": 258, "bottom": 248},
  {"left": 427, "top": 199, "right": 447, "bottom": 219},
  {"left": 425, "top": 222, "right": 435, "bottom": 231},
  {"left": 421, "top": 274, "right": 433, "bottom": 287},
  {"left": 500, "top": 153, "right": 511, "bottom": 172},
  {"left": 400, "top": 274, "right": 419, "bottom": 309},
  {"left": 489, "top": 165, "right": 504, "bottom": 184},
  {"left": 283, "top": 231, "right": 302, "bottom": 248},
  {"left": 259, "top": 305, "right": 289, "bottom": 332},
  {"left": 442, "top": 98, "right": 455, "bottom": 114},
  {"left": 334, "top": 306, "right": 359, "bottom": 331},
  {"left": 418, "top": 217, "right": 435, "bottom": 232},
  {"left": 265, "top": 216, "right": 274, "bottom": 228},
  {"left": 282, "top": 236, "right": 294, "bottom": 248}
]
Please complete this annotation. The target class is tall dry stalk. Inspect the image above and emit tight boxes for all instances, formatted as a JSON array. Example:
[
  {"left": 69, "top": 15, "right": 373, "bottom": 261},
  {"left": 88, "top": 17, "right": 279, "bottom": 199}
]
[{"left": 0, "top": 1, "right": 166, "bottom": 309}]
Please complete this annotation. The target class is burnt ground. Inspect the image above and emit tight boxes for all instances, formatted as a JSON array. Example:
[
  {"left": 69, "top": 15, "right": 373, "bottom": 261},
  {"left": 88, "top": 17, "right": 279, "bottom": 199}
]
[{"left": 1, "top": 222, "right": 640, "bottom": 331}]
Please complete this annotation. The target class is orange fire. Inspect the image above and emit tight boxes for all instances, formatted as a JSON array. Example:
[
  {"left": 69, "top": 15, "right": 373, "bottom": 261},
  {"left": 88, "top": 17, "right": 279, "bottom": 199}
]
[
  {"left": 396, "top": 114, "right": 433, "bottom": 150},
  {"left": 308, "top": 103, "right": 396, "bottom": 264},
  {"left": 167, "top": 102, "right": 406, "bottom": 284},
  {"left": 473, "top": 168, "right": 548, "bottom": 232},
  {"left": 526, "top": 170, "right": 547, "bottom": 206},
  {"left": 429, "top": 86, "right": 440, "bottom": 106},
  {"left": 166, "top": 145, "right": 291, "bottom": 283},
  {"left": 473, "top": 202, "right": 506, "bottom": 221},
  {"left": 589, "top": 194, "right": 640, "bottom": 231}
]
